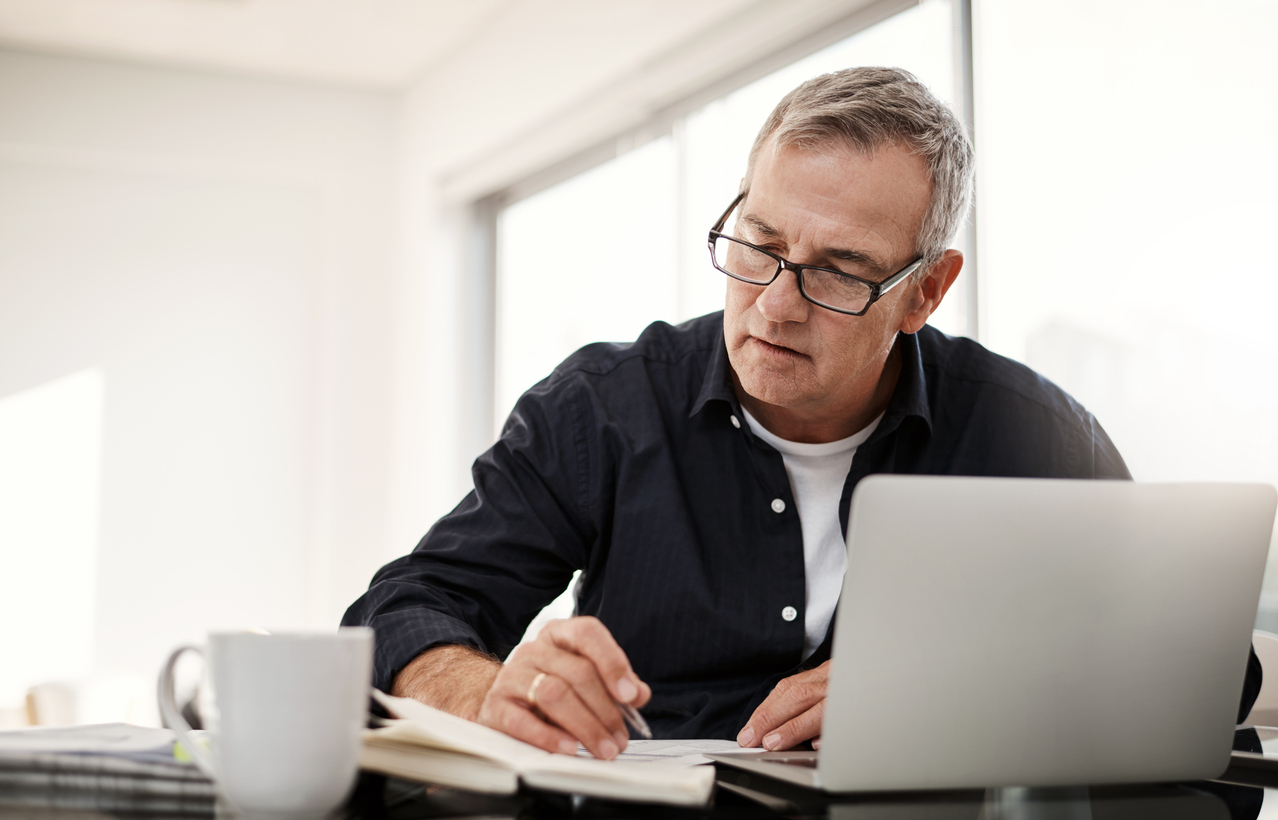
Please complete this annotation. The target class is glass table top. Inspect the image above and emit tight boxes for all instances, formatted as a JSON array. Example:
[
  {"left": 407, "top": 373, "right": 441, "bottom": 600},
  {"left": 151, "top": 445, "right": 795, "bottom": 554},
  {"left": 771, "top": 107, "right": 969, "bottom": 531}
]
[{"left": 4, "top": 729, "right": 1277, "bottom": 820}]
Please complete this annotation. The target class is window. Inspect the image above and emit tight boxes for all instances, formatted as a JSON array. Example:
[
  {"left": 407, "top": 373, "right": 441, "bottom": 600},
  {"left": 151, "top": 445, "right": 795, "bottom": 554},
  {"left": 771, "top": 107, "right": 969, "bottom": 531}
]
[
  {"left": 974, "top": 0, "right": 1278, "bottom": 628},
  {"left": 496, "top": 0, "right": 965, "bottom": 431},
  {"left": 497, "top": 136, "right": 679, "bottom": 425}
]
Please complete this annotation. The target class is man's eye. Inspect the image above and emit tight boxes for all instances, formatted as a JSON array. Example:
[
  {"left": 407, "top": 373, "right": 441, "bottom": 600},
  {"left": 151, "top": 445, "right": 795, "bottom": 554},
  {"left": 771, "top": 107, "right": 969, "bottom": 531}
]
[
  {"left": 739, "top": 245, "right": 775, "bottom": 265},
  {"left": 823, "top": 263, "right": 871, "bottom": 279},
  {"left": 739, "top": 235, "right": 775, "bottom": 252}
]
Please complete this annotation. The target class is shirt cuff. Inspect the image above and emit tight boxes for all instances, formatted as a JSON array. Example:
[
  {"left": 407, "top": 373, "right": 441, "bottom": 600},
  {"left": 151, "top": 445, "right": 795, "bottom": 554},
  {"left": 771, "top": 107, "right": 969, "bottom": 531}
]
[{"left": 365, "top": 608, "right": 488, "bottom": 693}]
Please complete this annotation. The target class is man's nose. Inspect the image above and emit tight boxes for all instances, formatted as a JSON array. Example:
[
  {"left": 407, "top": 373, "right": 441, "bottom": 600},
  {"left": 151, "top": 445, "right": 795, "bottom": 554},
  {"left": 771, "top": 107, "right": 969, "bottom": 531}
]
[{"left": 756, "top": 263, "right": 811, "bottom": 324}]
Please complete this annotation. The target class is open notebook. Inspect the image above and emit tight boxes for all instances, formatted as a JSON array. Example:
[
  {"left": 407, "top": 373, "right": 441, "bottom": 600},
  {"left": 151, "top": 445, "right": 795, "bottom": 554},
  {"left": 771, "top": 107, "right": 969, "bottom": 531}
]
[{"left": 363, "top": 692, "right": 715, "bottom": 806}]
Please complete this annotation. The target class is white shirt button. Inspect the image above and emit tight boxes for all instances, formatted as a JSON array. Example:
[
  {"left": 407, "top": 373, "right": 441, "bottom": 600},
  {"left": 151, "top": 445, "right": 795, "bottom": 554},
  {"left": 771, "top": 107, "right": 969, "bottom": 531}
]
[
  {"left": 730, "top": 414, "right": 741, "bottom": 429},
  {"left": 781, "top": 606, "right": 798, "bottom": 622},
  {"left": 770, "top": 498, "right": 786, "bottom": 514}
]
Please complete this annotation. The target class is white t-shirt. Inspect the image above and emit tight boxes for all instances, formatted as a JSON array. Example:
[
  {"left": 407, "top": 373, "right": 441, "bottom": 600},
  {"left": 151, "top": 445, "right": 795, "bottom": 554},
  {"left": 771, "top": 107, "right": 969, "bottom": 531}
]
[{"left": 741, "top": 407, "right": 882, "bottom": 659}]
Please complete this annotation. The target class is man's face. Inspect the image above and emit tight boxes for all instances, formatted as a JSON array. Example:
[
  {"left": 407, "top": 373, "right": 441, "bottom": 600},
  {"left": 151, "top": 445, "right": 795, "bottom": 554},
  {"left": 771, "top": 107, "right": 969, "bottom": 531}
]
[{"left": 723, "top": 138, "right": 933, "bottom": 425}]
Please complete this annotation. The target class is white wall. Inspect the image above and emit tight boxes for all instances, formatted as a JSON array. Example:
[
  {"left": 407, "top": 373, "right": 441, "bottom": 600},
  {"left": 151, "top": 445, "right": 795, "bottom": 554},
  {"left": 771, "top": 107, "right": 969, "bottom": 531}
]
[
  {"left": 0, "top": 0, "right": 964, "bottom": 714},
  {"left": 0, "top": 48, "right": 398, "bottom": 703}
]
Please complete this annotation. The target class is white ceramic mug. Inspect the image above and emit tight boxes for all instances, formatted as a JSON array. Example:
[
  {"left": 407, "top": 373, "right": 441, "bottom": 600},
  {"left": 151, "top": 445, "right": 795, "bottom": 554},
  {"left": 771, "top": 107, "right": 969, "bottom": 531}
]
[{"left": 157, "top": 629, "right": 373, "bottom": 818}]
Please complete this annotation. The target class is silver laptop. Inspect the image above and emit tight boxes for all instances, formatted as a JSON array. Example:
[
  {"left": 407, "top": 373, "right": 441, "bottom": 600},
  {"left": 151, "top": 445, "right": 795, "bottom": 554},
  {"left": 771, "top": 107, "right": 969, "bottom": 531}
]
[{"left": 711, "top": 476, "right": 1277, "bottom": 791}]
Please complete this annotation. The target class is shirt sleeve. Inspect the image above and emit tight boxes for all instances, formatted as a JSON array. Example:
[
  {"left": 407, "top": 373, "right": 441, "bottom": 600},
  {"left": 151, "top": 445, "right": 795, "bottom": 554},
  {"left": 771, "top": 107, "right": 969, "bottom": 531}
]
[
  {"left": 341, "top": 373, "right": 597, "bottom": 693},
  {"left": 1240, "top": 644, "right": 1263, "bottom": 725},
  {"left": 1086, "top": 412, "right": 1131, "bottom": 480}
]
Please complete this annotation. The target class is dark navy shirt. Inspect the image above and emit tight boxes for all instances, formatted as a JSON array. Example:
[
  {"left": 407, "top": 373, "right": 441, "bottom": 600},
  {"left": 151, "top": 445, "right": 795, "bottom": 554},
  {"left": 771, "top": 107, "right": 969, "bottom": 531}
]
[{"left": 344, "top": 312, "right": 1260, "bottom": 737}]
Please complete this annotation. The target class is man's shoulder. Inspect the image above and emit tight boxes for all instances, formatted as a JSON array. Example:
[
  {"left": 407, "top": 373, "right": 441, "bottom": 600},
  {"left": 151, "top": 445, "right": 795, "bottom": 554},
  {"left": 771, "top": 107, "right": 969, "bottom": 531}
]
[
  {"left": 549, "top": 311, "right": 723, "bottom": 383},
  {"left": 504, "top": 312, "right": 723, "bottom": 439},
  {"left": 912, "top": 325, "right": 1129, "bottom": 479},
  {"left": 915, "top": 324, "right": 1090, "bottom": 425}
]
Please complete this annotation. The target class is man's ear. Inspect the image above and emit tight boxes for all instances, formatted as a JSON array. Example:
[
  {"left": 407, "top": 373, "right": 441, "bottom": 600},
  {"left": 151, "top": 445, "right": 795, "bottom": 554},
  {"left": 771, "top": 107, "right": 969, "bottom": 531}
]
[{"left": 899, "top": 249, "right": 964, "bottom": 335}]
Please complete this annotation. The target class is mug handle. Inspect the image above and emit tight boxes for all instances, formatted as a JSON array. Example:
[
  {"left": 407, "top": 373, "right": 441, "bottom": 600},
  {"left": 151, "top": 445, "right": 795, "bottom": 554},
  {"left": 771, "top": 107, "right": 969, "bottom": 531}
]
[{"left": 157, "top": 644, "right": 217, "bottom": 779}]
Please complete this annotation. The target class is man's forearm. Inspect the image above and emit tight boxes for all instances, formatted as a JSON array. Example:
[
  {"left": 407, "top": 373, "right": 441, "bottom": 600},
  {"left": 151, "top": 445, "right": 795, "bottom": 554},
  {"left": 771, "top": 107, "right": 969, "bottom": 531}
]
[{"left": 390, "top": 644, "right": 502, "bottom": 721}]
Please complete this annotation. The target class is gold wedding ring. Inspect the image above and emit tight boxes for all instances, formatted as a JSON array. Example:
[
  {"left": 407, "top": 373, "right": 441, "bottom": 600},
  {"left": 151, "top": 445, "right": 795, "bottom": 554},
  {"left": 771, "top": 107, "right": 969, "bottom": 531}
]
[{"left": 527, "top": 671, "right": 547, "bottom": 707}]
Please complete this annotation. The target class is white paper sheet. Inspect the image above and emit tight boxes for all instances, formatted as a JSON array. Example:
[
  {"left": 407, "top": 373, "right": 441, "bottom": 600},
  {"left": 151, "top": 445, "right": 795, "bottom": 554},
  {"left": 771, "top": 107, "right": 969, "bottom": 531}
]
[{"left": 580, "top": 738, "right": 767, "bottom": 767}]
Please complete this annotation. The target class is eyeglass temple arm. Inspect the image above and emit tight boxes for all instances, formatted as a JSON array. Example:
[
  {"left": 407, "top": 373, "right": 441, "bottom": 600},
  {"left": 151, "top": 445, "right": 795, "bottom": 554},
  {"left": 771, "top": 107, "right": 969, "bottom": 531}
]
[
  {"left": 874, "top": 258, "right": 925, "bottom": 298},
  {"left": 711, "top": 192, "right": 747, "bottom": 233}
]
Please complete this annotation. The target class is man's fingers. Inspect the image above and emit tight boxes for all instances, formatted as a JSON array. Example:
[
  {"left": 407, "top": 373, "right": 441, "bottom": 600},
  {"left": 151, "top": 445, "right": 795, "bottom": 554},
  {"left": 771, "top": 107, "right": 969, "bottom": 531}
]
[
  {"left": 758, "top": 701, "right": 825, "bottom": 751},
  {"left": 478, "top": 615, "right": 649, "bottom": 760},
  {"left": 516, "top": 638, "right": 629, "bottom": 742},
  {"left": 740, "top": 675, "right": 822, "bottom": 742},
  {"left": 480, "top": 665, "right": 623, "bottom": 760},
  {"left": 523, "top": 671, "right": 625, "bottom": 759},
  {"left": 480, "top": 698, "right": 578, "bottom": 755},
  {"left": 636, "top": 679, "right": 652, "bottom": 706},
  {"left": 738, "top": 662, "right": 830, "bottom": 748},
  {"left": 542, "top": 617, "right": 648, "bottom": 706},
  {"left": 550, "top": 648, "right": 630, "bottom": 740}
]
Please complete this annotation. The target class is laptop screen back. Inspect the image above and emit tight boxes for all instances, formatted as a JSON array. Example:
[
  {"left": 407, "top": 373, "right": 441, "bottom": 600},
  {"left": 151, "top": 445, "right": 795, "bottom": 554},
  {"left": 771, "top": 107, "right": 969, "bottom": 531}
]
[{"left": 818, "top": 476, "right": 1276, "bottom": 791}]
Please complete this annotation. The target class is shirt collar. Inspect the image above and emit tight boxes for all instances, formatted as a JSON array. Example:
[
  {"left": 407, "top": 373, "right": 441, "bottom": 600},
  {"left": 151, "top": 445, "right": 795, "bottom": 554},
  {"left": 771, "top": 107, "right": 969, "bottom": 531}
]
[
  {"left": 690, "top": 323, "right": 738, "bottom": 418},
  {"left": 871, "top": 329, "right": 932, "bottom": 443},
  {"left": 690, "top": 323, "right": 933, "bottom": 441}
]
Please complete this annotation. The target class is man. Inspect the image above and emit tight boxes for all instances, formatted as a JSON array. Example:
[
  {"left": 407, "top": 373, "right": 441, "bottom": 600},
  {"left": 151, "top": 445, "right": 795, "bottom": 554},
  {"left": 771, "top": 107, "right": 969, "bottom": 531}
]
[{"left": 344, "top": 67, "right": 1258, "bottom": 761}]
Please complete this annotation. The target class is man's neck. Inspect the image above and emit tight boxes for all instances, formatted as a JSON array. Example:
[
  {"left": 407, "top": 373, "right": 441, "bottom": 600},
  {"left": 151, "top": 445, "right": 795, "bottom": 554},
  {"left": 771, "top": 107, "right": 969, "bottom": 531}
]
[{"left": 733, "top": 343, "right": 902, "bottom": 444}]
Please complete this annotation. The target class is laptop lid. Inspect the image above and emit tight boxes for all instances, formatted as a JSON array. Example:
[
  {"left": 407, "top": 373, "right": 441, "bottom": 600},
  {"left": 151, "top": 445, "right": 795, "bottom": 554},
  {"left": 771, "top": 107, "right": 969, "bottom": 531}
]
[{"left": 811, "top": 476, "right": 1276, "bottom": 791}]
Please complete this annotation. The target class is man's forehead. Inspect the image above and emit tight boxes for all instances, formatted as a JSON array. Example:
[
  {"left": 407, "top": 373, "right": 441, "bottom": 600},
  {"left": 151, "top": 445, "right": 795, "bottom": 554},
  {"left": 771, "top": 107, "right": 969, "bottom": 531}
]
[
  {"left": 755, "top": 131, "right": 917, "bottom": 180},
  {"left": 767, "top": 133, "right": 928, "bottom": 180},
  {"left": 737, "top": 208, "right": 892, "bottom": 274},
  {"left": 742, "top": 138, "right": 930, "bottom": 266}
]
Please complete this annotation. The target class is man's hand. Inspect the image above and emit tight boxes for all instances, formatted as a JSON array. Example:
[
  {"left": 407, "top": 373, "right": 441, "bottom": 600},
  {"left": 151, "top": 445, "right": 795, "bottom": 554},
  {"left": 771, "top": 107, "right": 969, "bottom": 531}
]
[
  {"left": 736, "top": 661, "right": 830, "bottom": 751},
  {"left": 477, "top": 617, "right": 650, "bottom": 760},
  {"left": 391, "top": 617, "right": 649, "bottom": 761}
]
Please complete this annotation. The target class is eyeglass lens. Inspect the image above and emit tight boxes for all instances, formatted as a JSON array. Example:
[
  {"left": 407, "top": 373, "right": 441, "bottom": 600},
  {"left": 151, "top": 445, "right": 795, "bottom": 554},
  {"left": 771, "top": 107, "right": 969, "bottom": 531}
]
[{"left": 711, "top": 235, "right": 874, "bottom": 313}]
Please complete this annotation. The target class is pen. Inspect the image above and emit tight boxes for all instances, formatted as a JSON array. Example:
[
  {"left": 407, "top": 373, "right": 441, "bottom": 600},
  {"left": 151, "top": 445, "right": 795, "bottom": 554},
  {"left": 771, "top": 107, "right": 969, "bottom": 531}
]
[{"left": 616, "top": 699, "right": 652, "bottom": 739}]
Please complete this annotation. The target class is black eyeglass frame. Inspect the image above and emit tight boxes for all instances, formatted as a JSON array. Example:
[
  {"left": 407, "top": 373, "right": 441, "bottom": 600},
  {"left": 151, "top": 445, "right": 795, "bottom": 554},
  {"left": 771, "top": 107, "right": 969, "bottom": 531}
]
[{"left": 708, "top": 191, "right": 925, "bottom": 317}]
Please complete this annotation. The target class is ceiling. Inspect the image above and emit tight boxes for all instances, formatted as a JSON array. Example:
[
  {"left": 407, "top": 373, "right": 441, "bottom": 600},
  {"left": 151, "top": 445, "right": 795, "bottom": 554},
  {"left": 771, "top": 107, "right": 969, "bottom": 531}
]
[{"left": 0, "top": 0, "right": 515, "bottom": 88}]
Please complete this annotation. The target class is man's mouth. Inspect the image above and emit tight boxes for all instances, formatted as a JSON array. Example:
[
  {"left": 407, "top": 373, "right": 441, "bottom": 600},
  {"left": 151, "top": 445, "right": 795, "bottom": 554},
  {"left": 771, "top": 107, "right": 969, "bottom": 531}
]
[{"left": 752, "top": 336, "right": 808, "bottom": 361}]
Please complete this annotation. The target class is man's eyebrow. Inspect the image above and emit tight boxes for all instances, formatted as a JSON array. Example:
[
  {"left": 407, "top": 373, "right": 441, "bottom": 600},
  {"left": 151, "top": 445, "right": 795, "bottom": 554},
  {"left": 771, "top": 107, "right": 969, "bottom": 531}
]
[
  {"left": 823, "top": 247, "right": 888, "bottom": 275},
  {"left": 740, "top": 214, "right": 783, "bottom": 240},
  {"left": 739, "top": 213, "right": 890, "bottom": 275}
]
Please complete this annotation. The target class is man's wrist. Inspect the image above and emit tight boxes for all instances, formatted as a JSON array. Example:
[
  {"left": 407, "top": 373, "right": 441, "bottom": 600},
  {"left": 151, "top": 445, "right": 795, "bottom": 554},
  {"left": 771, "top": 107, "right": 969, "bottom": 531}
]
[{"left": 391, "top": 644, "right": 502, "bottom": 721}]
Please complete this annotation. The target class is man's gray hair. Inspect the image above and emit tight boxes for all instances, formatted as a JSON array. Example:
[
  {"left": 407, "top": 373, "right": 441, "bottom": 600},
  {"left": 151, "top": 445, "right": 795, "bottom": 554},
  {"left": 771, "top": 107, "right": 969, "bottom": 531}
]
[{"left": 743, "top": 66, "right": 974, "bottom": 270}]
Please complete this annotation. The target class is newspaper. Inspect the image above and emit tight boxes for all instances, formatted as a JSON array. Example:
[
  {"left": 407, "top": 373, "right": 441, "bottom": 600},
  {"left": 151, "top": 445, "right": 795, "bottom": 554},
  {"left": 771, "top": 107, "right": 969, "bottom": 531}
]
[{"left": 0, "top": 724, "right": 214, "bottom": 815}]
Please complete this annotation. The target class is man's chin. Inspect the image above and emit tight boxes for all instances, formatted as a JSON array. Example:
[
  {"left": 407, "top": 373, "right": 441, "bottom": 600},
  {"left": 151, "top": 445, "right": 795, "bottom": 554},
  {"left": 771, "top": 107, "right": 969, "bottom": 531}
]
[{"left": 733, "top": 363, "right": 815, "bottom": 410}]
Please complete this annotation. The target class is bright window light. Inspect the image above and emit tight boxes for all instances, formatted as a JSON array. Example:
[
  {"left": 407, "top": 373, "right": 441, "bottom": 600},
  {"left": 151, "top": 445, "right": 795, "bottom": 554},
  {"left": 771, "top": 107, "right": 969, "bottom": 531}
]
[
  {"left": 496, "top": 136, "right": 679, "bottom": 430},
  {"left": 976, "top": 0, "right": 1278, "bottom": 625},
  {"left": 0, "top": 369, "right": 103, "bottom": 708}
]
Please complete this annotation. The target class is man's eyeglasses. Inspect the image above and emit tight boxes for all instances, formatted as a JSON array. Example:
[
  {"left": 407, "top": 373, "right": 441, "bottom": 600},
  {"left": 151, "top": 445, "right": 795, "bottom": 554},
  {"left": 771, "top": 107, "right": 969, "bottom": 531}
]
[{"left": 708, "top": 192, "right": 923, "bottom": 317}]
